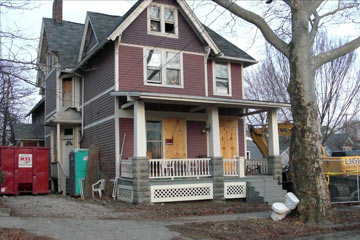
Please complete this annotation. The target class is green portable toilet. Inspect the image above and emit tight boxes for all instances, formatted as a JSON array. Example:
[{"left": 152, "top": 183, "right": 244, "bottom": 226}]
[{"left": 69, "top": 149, "right": 88, "bottom": 196}]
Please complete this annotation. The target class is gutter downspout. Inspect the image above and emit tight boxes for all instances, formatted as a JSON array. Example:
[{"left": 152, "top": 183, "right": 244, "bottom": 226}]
[{"left": 204, "top": 47, "right": 211, "bottom": 97}]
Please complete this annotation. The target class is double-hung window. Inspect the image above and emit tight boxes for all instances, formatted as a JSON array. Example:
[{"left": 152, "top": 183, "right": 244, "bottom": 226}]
[
  {"left": 145, "top": 49, "right": 183, "bottom": 87},
  {"left": 148, "top": 4, "right": 178, "bottom": 37},
  {"left": 214, "top": 62, "right": 231, "bottom": 96}
]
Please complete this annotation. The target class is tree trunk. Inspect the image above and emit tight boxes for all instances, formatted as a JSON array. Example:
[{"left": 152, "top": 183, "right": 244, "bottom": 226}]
[
  {"left": 288, "top": 5, "right": 332, "bottom": 224},
  {"left": 1, "top": 78, "right": 10, "bottom": 145}
]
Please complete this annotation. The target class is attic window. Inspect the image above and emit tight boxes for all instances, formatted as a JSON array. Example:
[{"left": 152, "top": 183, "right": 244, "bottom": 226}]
[{"left": 148, "top": 4, "right": 178, "bottom": 37}]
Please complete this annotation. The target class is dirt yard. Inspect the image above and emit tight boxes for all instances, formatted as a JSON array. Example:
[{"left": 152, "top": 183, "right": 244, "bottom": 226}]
[{"left": 1, "top": 195, "right": 360, "bottom": 240}]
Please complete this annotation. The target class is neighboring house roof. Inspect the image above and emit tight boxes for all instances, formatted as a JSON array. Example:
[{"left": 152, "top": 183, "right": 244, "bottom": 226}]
[
  {"left": 324, "top": 133, "right": 354, "bottom": 152},
  {"left": 26, "top": 97, "right": 44, "bottom": 117},
  {"left": 246, "top": 139, "right": 263, "bottom": 159},
  {"left": 13, "top": 124, "right": 44, "bottom": 140},
  {"left": 43, "top": 18, "right": 84, "bottom": 68}
]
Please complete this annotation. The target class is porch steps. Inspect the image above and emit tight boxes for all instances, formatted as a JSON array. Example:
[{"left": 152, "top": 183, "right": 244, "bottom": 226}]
[{"left": 245, "top": 175, "right": 287, "bottom": 205}]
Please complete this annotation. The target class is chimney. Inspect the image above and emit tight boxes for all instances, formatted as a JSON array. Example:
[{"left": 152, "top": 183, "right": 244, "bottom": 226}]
[{"left": 52, "top": 0, "right": 63, "bottom": 24}]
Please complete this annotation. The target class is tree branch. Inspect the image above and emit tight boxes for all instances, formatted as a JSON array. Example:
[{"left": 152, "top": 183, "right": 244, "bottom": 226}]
[
  {"left": 309, "top": 0, "right": 324, "bottom": 14},
  {"left": 212, "top": 0, "right": 290, "bottom": 58},
  {"left": 314, "top": 36, "right": 360, "bottom": 69},
  {"left": 309, "top": 11, "right": 320, "bottom": 47}
]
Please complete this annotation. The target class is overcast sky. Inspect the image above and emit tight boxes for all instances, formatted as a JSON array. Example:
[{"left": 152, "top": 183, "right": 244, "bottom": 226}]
[{"left": 2, "top": 0, "right": 359, "bottom": 117}]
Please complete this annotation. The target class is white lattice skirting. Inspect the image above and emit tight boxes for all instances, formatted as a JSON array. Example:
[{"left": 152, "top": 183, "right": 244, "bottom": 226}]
[
  {"left": 224, "top": 182, "right": 246, "bottom": 199},
  {"left": 151, "top": 183, "right": 213, "bottom": 203},
  {"left": 117, "top": 185, "right": 133, "bottom": 203}
]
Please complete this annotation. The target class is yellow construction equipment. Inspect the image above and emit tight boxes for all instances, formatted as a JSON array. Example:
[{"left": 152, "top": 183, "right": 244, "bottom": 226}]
[{"left": 248, "top": 122, "right": 360, "bottom": 201}]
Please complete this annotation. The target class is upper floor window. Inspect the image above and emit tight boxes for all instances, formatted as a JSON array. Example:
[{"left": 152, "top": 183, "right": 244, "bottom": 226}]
[
  {"left": 144, "top": 49, "right": 183, "bottom": 88},
  {"left": 148, "top": 4, "right": 178, "bottom": 37},
  {"left": 214, "top": 62, "right": 232, "bottom": 96}
]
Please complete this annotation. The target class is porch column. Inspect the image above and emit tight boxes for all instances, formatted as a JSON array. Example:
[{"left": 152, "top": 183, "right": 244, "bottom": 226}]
[
  {"left": 207, "top": 106, "right": 224, "bottom": 200},
  {"left": 132, "top": 100, "right": 150, "bottom": 204},
  {"left": 267, "top": 109, "right": 282, "bottom": 183}
]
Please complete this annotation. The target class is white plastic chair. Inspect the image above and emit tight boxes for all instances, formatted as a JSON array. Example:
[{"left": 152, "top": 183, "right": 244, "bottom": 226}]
[{"left": 92, "top": 179, "right": 105, "bottom": 199}]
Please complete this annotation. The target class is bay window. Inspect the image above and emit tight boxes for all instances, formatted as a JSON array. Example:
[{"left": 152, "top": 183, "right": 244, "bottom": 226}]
[{"left": 145, "top": 49, "right": 183, "bottom": 87}]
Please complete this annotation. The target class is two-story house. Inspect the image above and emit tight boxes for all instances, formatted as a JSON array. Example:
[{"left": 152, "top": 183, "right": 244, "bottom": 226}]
[{"left": 36, "top": 0, "right": 289, "bottom": 204}]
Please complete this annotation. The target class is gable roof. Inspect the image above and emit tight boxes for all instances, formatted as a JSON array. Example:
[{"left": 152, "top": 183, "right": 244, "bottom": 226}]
[
  {"left": 26, "top": 98, "right": 44, "bottom": 117},
  {"left": 204, "top": 26, "right": 256, "bottom": 66},
  {"left": 108, "top": 0, "right": 221, "bottom": 54},
  {"left": 78, "top": 12, "right": 122, "bottom": 61},
  {"left": 75, "top": 0, "right": 256, "bottom": 70},
  {"left": 87, "top": 12, "right": 123, "bottom": 43},
  {"left": 42, "top": 18, "right": 84, "bottom": 68},
  {"left": 13, "top": 124, "right": 44, "bottom": 140}
]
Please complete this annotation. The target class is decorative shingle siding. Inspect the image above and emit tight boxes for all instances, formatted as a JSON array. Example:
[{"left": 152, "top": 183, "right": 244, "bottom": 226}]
[
  {"left": 119, "top": 118, "right": 134, "bottom": 160},
  {"left": 186, "top": 121, "right": 207, "bottom": 158},
  {"left": 81, "top": 119, "right": 115, "bottom": 179},
  {"left": 83, "top": 43, "right": 115, "bottom": 103},
  {"left": 118, "top": 45, "right": 205, "bottom": 96},
  {"left": 121, "top": 3, "right": 204, "bottom": 53},
  {"left": 83, "top": 94, "right": 114, "bottom": 126},
  {"left": 45, "top": 70, "right": 56, "bottom": 119},
  {"left": 238, "top": 118, "right": 245, "bottom": 157}
]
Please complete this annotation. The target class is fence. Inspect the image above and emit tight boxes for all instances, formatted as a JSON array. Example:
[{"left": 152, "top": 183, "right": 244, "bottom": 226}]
[
  {"left": 245, "top": 158, "right": 268, "bottom": 175},
  {"left": 323, "top": 158, "right": 360, "bottom": 203}
]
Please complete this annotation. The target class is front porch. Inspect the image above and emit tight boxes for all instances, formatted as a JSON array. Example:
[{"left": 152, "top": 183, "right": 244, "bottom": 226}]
[{"left": 112, "top": 92, "right": 288, "bottom": 204}]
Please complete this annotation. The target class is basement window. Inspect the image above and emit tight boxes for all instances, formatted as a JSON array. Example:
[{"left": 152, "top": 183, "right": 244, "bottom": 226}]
[{"left": 148, "top": 4, "right": 178, "bottom": 37}]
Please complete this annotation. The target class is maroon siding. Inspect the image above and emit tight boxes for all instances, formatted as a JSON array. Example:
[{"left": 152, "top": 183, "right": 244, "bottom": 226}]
[
  {"left": 121, "top": 1, "right": 204, "bottom": 53},
  {"left": 238, "top": 119, "right": 245, "bottom": 157},
  {"left": 231, "top": 63, "right": 243, "bottom": 99},
  {"left": 82, "top": 43, "right": 114, "bottom": 103},
  {"left": 208, "top": 61, "right": 243, "bottom": 99},
  {"left": 187, "top": 121, "right": 207, "bottom": 158},
  {"left": 119, "top": 118, "right": 134, "bottom": 159},
  {"left": 118, "top": 45, "right": 205, "bottom": 96},
  {"left": 84, "top": 94, "right": 114, "bottom": 126},
  {"left": 81, "top": 119, "right": 115, "bottom": 178}
]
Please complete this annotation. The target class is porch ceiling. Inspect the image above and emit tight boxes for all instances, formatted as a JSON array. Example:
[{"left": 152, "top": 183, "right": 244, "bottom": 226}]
[{"left": 111, "top": 91, "right": 290, "bottom": 110}]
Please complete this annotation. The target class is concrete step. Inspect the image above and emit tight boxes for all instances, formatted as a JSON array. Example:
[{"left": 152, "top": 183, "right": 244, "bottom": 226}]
[{"left": 245, "top": 175, "right": 287, "bottom": 205}]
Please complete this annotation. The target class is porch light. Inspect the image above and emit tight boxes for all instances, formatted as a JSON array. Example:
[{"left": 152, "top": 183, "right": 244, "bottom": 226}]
[{"left": 201, "top": 125, "right": 211, "bottom": 134}]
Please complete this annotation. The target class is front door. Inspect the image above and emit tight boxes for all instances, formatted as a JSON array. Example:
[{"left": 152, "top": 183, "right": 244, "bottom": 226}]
[{"left": 61, "top": 128, "right": 74, "bottom": 177}]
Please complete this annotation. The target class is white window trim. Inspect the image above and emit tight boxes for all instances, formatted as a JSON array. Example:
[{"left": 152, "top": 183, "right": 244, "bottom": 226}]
[
  {"left": 147, "top": 3, "right": 179, "bottom": 38},
  {"left": 143, "top": 48, "right": 184, "bottom": 89},
  {"left": 213, "top": 61, "right": 232, "bottom": 97}
]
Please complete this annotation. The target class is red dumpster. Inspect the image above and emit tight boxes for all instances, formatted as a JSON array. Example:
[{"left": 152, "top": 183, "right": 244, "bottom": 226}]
[{"left": 0, "top": 146, "right": 50, "bottom": 195}]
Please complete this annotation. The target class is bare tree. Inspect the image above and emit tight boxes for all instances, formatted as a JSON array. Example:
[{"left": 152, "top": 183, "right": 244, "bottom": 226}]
[
  {"left": 0, "top": 1, "right": 37, "bottom": 144},
  {"left": 212, "top": 0, "right": 360, "bottom": 223},
  {"left": 245, "top": 35, "right": 360, "bottom": 144}
]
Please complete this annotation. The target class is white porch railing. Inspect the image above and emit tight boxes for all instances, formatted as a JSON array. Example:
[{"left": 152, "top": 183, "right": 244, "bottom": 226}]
[
  {"left": 245, "top": 158, "right": 268, "bottom": 175},
  {"left": 120, "top": 159, "right": 133, "bottom": 178},
  {"left": 149, "top": 158, "right": 211, "bottom": 179},
  {"left": 223, "top": 157, "right": 245, "bottom": 177}
]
